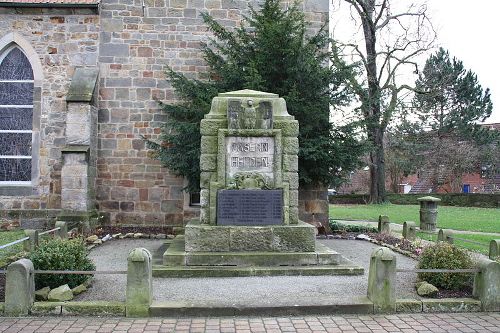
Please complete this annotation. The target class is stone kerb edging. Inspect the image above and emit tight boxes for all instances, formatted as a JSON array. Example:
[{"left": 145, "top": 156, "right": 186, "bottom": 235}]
[{"left": 0, "top": 247, "right": 498, "bottom": 316}]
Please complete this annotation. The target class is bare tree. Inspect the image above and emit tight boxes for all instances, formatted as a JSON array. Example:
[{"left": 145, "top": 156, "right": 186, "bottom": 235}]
[{"left": 331, "top": 0, "right": 435, "bottom": 203}]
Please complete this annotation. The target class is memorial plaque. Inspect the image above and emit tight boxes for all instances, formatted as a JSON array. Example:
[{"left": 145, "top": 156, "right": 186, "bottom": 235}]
[
  {"left": 226, "top": 136, "right": 274, "bottom": 184},
  {"left": 217, "top": 189, "right": 283, "bottom": 225}
]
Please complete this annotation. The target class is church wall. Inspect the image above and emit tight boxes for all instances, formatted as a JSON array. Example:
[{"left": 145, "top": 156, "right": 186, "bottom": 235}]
[
  {"left": 0, "top": 0, "right": 329, "bottom": 228},
  {"left": 96, "top": 0, "right": 328, "bottom": 227},
  {"left": 0, "top": 8, "right": 99, "bottom": 228}
]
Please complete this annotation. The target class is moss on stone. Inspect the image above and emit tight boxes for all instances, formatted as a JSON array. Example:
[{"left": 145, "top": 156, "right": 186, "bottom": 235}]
[
  {"left": 200, "top": 136, "right": 218, "bottom": 154},
  {"left": 282, "top": 137, "right": 299, "bottom": 154},
  {"left": 273, "top": 120, "right": 299, "bottom": 137},
  {"left": 61, "top": 301, "right": 126, "bottom": 316},
  {"left": 200, "top": 154, "right": 217, "bottom": 172},
  {"left": 272, "top": 223, "right": 315, "bottom": 252},
  {"left": 200, "top": 119, "right": 227, "bottom": 136},
  {"left": 283, "top": 155, "right": 298, "bottom": 172},
  {"left": 31, "top": 302, "right": 63, "bottom": 315},
  {"left": 396, "top": 299, "right": 422, "bottom": 313},
  {"left": 422, "top": 298, "right": 481, "bottom": 313},
  {"left": 229, "top": 227, "right": 274, "bottom": 251}
]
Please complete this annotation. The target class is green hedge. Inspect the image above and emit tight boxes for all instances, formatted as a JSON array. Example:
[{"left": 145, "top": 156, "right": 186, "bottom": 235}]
[{"left": 329, "top": 193, "right": 500, "bottom": 208}]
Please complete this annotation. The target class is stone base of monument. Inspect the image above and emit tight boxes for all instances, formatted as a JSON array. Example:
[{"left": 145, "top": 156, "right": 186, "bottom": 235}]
[
  {"left": 184, "top": 220, "right": 317, "bottom": 253},
  {"left": 153, "top": 220, "right": 364, "bottom": 277},
  {"left": 163, "top": 235, "right": 340, "bottom": 266}
]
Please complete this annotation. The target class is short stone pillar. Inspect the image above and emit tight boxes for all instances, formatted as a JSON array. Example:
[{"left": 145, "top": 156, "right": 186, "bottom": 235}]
[
  {"left": 61, "top": 149, "right": 91, "bottom": 211},
  {"left": 55, "top": 221, "right": 68, "bottom": 240},
  {"left": 23, "top": 229, "right": 39, "bottom": 252},
  {"left": 417, "top": 196, "right": 441, "bottom": 231},
  {"left": 367, "top": 247, "right": 396, "bottom": 313},
  {"left": 378, "top": 215, "right": 390, "bottom": 234},
  {"left": 5, "top": 259, "right": 35, "bottom": 316},
  {"left": 473, "top": 258, "right": 500, "bottom": 311},
  {"left": 489, "top": 239, "right": 500, "bottom": 260},
  {"left": 402, "top": 221, "right": 416, "bottom": 241},
  {"left": 437, "top": 229, "right": 453, "bottom": 243},
  {"left": 126, "top": 248, "right": 153, "bottom": 317}
]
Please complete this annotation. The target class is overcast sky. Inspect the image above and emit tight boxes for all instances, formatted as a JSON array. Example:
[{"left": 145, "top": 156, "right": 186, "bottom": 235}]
[
  {"left": 330, "top": 0, "right": 500, "bottom": 123},
  {"left": 428, "top": 0, "right": 500, "bottom": 123}
]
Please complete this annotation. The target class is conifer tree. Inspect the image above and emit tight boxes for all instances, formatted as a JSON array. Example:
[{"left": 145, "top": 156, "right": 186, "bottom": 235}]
[
  {"left": 413, "top": 47, "right": 493, "bottom": 140},
  {"left": 147, "top": 0, "right": 365, "bottom": 192}
]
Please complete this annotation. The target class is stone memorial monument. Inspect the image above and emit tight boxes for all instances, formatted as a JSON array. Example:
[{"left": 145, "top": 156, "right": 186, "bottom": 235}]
[{"left": 160, "top": 90, "right": 362, "bottom": 275}]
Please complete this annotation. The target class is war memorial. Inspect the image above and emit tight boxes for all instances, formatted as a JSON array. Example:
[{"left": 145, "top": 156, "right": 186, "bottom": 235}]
[{"left": 157, "top": 90, "right": 362, "bottom": 276}]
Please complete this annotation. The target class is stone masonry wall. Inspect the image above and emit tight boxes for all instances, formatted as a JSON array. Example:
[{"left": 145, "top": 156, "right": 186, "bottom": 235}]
[
  {"left": 0, "top": 8, "right": 99, "bottom": 226},
  {"left": 96, "top": 0, "right": 329, "bottom": 226},
  {"left": 0, "top": 0, "right": 328, "bottom": 227}
]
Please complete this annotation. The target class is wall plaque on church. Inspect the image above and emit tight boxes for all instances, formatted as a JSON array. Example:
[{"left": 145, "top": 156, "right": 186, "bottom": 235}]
[{"left": 217, "top": 189, "right": 283, "bottom": 225}]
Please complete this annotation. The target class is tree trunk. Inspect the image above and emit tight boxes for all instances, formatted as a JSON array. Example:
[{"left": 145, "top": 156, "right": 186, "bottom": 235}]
[
  {"left": 369, "top": 127, "right": 386, "bottom": 203},
  {"left": 360, "top": 0, "right": 386, "bottom": 203}
]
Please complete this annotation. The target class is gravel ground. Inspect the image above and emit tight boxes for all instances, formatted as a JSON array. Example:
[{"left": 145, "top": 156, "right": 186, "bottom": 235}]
[{"left": 75, "top": 238, "right": 418, "bottom": 305}]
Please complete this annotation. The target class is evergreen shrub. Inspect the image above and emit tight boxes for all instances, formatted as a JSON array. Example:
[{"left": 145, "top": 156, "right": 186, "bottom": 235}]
[
  {"left": 417, "top": 242, "right": 473, "bottom": 290},
  {"left": 29, "top": 238, "right": 95, "bottom": 289}
]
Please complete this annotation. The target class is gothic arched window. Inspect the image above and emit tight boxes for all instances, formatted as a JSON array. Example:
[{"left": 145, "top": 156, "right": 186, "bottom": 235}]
[{"left": 0, "top": 46, "right": 34, "bottom": 184}]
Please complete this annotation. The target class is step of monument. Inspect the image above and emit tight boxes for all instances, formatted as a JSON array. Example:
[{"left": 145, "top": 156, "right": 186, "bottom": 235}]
[
  {"left": 151, "top": 264, "right": 364, "bottom": 278},
  {"left": 162, "top": 236, "right": 341, "bottom": 266},
  {"left": 148, "top": 297, "right": 374, "bottom": 316}
]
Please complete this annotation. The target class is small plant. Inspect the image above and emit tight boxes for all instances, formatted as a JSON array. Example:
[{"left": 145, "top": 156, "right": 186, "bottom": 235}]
[
  {"left": 417, "top": 242, "right": 473, "bottom": 290},
  {"left": 29, "top": 238, "right": 95, "bottom": 289}
]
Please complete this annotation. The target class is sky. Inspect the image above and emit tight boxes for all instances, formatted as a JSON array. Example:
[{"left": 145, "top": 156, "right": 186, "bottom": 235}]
[{"left": 330, "top": 0, "right": 500, "bottom": 124}]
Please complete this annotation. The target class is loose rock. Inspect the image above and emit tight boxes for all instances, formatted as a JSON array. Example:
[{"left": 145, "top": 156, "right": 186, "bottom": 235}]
[
  {"left": 417, "top": 282, "right": 439, "bottom": 297},
  {"left": 133, "top": 233, "right": 144, "bottom": 239},
  {"left": 35, "top": 286, "right": 50, "bottom": 301},
  {"left": 86, "top": 235, "right": 98, "bottom": 243},
  {"left": 156, "top": 233, "right": 166, "bottom": 239},
  {"left": 415, "top": 281, "right": 427, "bottom": 289},
  {"left": 48, "top": 284, "right": 74, "bottom": 302},
  {"left": 355, "top": 234, "right": 371, "bottom": 241},
  {"left": 72, "top": 284, "right": 87, "bottom": 296}
]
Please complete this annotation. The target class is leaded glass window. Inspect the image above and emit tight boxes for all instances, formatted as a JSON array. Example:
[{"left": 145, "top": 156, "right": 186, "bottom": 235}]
[{"left": 0, "top": 47, "right": 34, "bottom": 183}]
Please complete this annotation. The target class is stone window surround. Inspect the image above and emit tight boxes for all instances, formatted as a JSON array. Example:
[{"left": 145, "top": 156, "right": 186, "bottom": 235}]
[{"left": 0, "top": 32, "right": 42, "bottom": 196}]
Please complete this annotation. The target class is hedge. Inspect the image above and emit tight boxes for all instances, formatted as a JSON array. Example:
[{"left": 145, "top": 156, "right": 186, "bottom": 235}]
[{"left": 329, "top": 193, "right": 500, "bottom": 208}]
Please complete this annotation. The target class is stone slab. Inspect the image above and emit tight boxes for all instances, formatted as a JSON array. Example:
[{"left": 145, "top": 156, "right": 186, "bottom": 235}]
[
  {"left": 164, "top": 236, "right": 340, "bottom": 266},
  {"left": 152, "top": 264, "right": 364, "bottom": 278},
  {"left": 422, "top": 298, "right": 481, "bottom": 313},
  {"left": 185, "top": 220, "right": 315, "bottom": 252},
  {"left": 396, "top": 299, "right": 423, "bottom": 313},
  {"left": 149, "top": 297, "right": 373, "bottom": 316}
]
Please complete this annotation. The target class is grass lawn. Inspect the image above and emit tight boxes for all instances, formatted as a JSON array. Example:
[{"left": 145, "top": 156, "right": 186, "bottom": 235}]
[
  {"left": 329, "top": 204, "right": 500, "bottom": 233},
  {"left": 0, "top": 230, "right": 26, "bottom": 267},
  {"left": 416, "top": 232, "right": 493, "bottom": 255}
]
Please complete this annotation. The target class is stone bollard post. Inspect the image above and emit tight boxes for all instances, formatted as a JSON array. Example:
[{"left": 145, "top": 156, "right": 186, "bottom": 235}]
[
  {"left": 55, "top": 221, "right": 68, "bottom": 240},
  {"left": 473, "top": 258, "right": 500, "bottom": 311},
  {"left": 417, "top": 196, "right": 441, "bottom": 231},
  {"left": 367, "top": 247, "right": 396, "bottom": 313},
  {"left": 126, "top": 248, "right": 152, "bottom": 317},
  {"left": 378, "top": 215, "right": 390, "bottom": 234},
  {"left": 437, "top": 229, "right": 454, "bottom": 244},
  {"left": 402, "top": 221, "right": 416, "bottom": 241},
  {"left": 23, "top": 229, "right": 39, "bottom": 252},
  {"left": 489, "top": 239, "right": 500, "bottom": 260},
  {"left": 5, "top": 259, "right": 35, "bottom": 316}
]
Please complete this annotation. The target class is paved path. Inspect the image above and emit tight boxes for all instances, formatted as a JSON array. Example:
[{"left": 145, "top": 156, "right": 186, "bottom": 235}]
[
  {"left": 0, "top": 313, "right": 499, "bottom": 332},
  {"left": 76, "top": 239, "right": 419, "bottom": 303}
]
